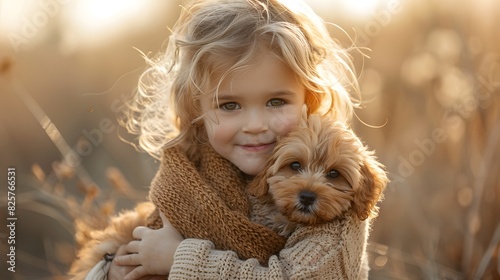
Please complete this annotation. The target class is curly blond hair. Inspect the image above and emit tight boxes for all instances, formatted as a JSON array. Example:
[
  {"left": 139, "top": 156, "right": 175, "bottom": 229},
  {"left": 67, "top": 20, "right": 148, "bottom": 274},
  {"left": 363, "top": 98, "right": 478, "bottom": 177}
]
[{"left": 124, "top": 0, "right": 360, "bottom": 159}]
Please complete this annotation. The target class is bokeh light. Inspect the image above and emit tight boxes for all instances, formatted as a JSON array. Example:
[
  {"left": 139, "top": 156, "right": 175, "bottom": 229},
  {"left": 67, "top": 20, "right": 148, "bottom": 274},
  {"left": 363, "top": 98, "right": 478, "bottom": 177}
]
[
  {"left": 337, "top": 0, "right": 383, "bottom": 17},
  {"left": 63, "top": 0, "right": 153, "bottom": 44},
  {"left": 305, "top": 0, "right": 397, "bottom": 19},
  {"left": 0, "top": 0, "right": 26, "bottom": 33}
]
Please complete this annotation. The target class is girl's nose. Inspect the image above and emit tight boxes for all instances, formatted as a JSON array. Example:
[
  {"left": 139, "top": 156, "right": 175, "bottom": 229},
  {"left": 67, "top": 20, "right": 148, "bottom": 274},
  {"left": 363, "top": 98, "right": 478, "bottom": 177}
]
[{"left": 242, "top": 110, "right": 268, "bottom": 134}]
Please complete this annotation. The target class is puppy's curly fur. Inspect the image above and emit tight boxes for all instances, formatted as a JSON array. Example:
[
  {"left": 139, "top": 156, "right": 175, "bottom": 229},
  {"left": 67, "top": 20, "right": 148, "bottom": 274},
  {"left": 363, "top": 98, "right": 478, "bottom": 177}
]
[
  {"left": 68, "top": 202, "right": 155, "bottom": 279},
  {"left": 248, "top": 114, "right": 388, "bottom": 237}
]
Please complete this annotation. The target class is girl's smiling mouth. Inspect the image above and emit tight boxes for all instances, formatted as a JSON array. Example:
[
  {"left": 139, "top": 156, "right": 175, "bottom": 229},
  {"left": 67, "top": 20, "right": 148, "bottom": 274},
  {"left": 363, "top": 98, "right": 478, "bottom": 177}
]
[{"left": 239, "top": 142, "right": 276, "bottom": 152}]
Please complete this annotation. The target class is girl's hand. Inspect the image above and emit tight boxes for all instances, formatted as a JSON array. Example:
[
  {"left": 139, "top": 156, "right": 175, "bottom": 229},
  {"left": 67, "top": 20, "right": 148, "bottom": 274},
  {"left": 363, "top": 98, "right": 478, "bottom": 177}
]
[
  {"left": 108, "top": 245, "right": 163, "bottom": 280},
  {"left": 114, "top": 212, "right": 183, "bottom": 280},
  {"left": 108, "top": 245, "right": 135, "bottom": 280}
]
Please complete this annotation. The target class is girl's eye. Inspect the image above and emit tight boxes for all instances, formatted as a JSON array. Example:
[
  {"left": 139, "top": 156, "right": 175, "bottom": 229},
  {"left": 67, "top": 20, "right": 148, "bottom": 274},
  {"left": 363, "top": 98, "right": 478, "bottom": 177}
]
[
  {"left": 220, "top": 102, "right": 240, "bottom": 111},
  {"left": 327, "top": 169, "right": 340, "bottom": 178},
  {"left": 290, "top": 162, "right": 302, "bottom": 171},
  {"left": 267, "top": 99, "right": 285, "bottom": 107}
]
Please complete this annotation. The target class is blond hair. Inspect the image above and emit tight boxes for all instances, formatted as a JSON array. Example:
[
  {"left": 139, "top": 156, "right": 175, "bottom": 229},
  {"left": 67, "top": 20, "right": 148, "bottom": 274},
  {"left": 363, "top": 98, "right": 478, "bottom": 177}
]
[{"left": 124, "top": 0, "right": 360, "bottom": 159}]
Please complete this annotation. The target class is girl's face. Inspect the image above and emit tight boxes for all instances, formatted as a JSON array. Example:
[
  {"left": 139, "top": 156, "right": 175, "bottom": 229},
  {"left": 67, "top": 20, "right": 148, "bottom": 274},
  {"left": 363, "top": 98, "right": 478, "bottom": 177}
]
[{"left": 200, "top": 52, "right": 306, "bottom": 176}]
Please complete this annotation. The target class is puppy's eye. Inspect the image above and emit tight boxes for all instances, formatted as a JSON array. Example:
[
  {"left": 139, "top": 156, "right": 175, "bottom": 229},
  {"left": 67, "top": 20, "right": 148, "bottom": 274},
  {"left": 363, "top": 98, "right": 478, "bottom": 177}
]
[
  {"left": 290, "top": 162, "right": 302, "bottom": 171},
  {"left": 327, "top": 169, "right": 340, "bottom": 178}
]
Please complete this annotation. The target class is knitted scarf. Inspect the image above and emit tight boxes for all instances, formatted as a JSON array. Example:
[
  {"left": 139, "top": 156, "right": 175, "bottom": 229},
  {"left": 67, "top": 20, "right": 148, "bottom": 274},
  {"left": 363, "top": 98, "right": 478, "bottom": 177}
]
[{"left": 146, "top": 144, "right": 286, "bottom": 264}]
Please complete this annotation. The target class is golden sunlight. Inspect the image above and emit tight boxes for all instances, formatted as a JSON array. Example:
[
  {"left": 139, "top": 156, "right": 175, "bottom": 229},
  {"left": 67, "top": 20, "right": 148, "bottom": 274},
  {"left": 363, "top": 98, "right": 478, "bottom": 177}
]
[
  {"left": 305, "top": 0, "right": 393, "bottom": 19},
  {"left": 0, "top": 0, "right": 24, "bottom": 33},
  {"left": 339, "top": 0, "right": 383, "bottom": 17},
  {"left": 64, "top": 0, "right": 153, "bottom": 41}
]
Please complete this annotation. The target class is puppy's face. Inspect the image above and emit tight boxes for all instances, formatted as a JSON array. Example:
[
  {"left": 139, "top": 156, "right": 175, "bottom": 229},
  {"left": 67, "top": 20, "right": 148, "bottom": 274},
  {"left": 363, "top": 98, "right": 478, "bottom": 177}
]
[{"left": 248, "top": 114, "right": 388, "bottom": 225}]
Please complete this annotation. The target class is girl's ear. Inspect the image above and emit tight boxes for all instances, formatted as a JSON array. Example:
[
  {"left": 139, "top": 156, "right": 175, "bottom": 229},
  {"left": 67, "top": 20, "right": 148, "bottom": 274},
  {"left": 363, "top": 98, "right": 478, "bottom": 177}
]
[{"left": 352, "top": 153, "right": 388, "bottom": 220}]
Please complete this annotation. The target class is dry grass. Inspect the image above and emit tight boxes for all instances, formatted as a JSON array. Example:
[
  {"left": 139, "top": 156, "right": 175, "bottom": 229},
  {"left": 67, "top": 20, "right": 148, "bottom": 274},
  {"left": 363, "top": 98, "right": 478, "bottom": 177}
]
[{"left": 358, "top": 27, "right": 500, "bottom": 279}]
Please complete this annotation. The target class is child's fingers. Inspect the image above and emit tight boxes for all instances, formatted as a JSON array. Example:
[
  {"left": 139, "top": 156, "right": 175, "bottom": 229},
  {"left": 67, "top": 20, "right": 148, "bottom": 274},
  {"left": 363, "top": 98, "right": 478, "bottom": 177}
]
[
  {"left": 125, "top": 240, "right": 141, "bottom": 253},
  {"left": 114, "top": 253, "right": 142, "bottom": 266},
  {"left": 159, "top": 212, "right": 172, "bottom": 226},
  {"left": 123, "top": 265, "right": 149, "bottom": 280},
  {"left": 115, "top": 244, "right": 128, "bottom": 256},
  {"left": 132, "top": 226, "right": 150, "bottom": 239}
]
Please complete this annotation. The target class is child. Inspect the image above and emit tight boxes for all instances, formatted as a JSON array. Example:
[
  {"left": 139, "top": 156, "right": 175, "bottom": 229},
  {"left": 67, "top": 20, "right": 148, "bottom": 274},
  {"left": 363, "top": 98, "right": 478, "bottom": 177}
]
[{"left": 78, "top": 0, "right": 376, "bottom": 279}]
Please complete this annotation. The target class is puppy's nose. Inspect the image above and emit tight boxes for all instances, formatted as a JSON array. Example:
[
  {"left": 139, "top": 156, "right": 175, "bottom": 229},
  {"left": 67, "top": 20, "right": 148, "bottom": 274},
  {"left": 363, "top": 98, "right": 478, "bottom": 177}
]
[{"left": 299, "top": 191, "right": 317, "bottom": 206}]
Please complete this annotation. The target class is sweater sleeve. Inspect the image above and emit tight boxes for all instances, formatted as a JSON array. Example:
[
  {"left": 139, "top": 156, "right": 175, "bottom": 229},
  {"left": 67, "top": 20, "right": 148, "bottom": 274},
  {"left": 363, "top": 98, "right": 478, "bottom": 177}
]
[{"left": 168, "top": 214, "right": 370, "bottom": 280}]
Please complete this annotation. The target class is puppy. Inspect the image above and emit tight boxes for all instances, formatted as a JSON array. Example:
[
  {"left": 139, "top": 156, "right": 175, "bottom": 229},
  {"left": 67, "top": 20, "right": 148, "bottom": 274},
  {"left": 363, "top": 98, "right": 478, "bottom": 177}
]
[
  {"left": 69, "top": 202, "right": 155, "bottom": 280},
  {"left": 248, "top": 114, "right": 388, "bottom": 237}
]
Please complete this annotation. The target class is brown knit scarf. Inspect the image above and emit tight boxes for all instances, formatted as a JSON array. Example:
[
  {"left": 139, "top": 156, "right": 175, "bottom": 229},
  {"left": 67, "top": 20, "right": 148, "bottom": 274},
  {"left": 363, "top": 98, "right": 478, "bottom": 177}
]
[{"left": 146, "top": 144, "right": 286, "bottom": 264}]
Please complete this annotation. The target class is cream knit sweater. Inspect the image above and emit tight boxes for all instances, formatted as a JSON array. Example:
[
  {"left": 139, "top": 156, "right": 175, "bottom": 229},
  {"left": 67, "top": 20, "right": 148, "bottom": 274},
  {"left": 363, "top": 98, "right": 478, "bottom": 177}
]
[{"left": 169, "top": 212, "right": 370, "bottom": 279}]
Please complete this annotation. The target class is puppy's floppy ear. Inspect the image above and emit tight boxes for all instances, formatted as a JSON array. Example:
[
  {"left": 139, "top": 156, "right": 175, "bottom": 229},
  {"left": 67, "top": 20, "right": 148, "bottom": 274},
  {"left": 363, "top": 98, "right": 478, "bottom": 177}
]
[
  {"left": 247, "top": 167, "right": 270, "bottom": 198},
  {"left": 248, "top": 151, "right": 278, "bottom": 198},
  {"left": 352, "top": 153, "right": 389, "bottom": 220}
]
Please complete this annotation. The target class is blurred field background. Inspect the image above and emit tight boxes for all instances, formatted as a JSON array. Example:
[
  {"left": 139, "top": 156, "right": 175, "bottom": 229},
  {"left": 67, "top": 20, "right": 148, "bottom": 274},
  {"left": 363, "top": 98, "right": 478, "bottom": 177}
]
[{"left": 0, "top": 0, "right": 499, "bottom": 279}]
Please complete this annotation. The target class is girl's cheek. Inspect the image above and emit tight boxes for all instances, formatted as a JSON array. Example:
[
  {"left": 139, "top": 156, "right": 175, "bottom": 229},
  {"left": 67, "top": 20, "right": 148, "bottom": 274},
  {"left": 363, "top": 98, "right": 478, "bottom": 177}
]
[
  {"left": 202, "top": 109, "right": 227, "bottom": 138},
  {"left": 204, "top": 122, "right": 215, "bottom": 139},
  {"left": 270, "top": 110, "right": 301, "bottom": 136},
  {"left": 202, "top": 113, "right": 217, "bottom": 140}
]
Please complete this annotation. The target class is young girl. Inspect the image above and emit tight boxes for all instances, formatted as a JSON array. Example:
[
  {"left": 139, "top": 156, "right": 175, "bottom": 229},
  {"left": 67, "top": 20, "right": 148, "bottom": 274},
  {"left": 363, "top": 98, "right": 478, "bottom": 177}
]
[{"left": 85, "top": 0, "right": 371, "bottom": 278}]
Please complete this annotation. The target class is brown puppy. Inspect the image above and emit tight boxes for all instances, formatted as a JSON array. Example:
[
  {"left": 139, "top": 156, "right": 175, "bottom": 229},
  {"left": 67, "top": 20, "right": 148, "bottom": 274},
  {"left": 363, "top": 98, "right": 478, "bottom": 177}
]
[
  {"left": 69, "top": 202, "right": 155, "bottom": 279},
  {"left": 248, "top": 113, "right": 388, "bottom": 237}
]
